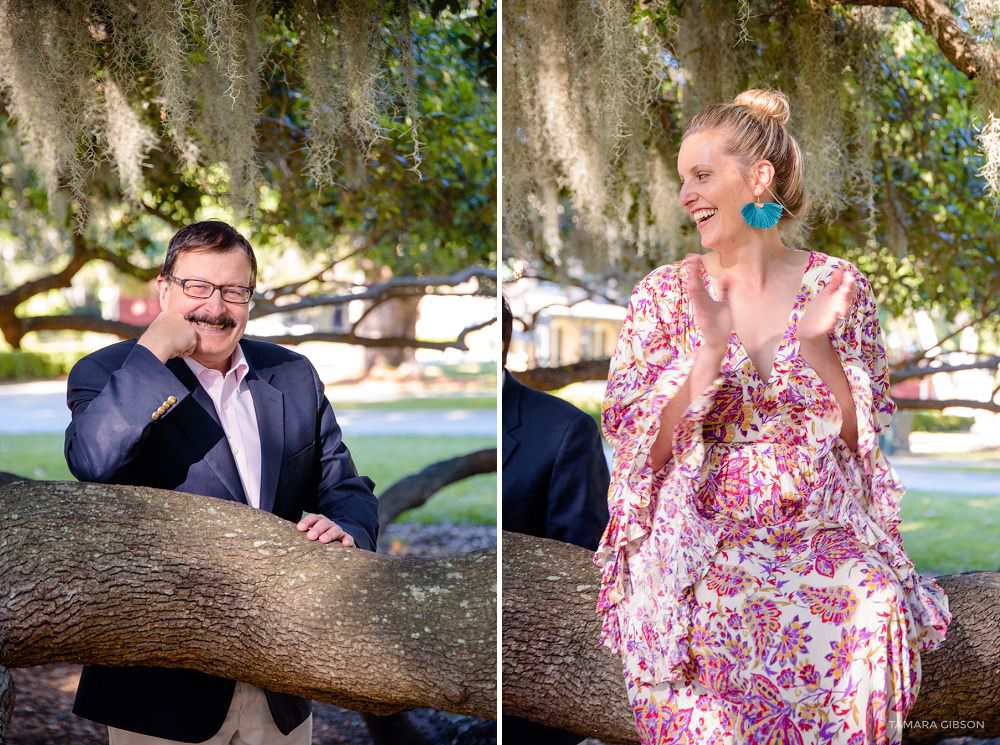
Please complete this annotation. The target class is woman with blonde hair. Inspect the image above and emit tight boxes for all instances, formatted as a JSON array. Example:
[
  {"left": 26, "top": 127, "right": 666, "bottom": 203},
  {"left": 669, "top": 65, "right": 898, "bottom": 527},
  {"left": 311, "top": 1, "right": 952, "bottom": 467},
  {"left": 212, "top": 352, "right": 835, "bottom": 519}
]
[{"left": 594, "top": 89, "right": 951, "bottom": 743}]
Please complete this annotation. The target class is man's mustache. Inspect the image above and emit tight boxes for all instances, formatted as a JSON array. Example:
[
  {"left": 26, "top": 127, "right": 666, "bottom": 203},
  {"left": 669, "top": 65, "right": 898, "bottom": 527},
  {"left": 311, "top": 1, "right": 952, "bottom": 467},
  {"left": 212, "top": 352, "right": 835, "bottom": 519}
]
[{"left": 185, "top": 312, "right": 236, "bottom": 328}]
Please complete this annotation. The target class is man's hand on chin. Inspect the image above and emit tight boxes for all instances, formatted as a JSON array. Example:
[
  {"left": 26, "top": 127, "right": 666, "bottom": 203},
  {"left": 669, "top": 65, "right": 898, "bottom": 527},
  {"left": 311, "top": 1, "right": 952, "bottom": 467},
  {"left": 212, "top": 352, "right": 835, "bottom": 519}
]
[{"left": 296, "top": 513, "right": 356, "bottom": 547}]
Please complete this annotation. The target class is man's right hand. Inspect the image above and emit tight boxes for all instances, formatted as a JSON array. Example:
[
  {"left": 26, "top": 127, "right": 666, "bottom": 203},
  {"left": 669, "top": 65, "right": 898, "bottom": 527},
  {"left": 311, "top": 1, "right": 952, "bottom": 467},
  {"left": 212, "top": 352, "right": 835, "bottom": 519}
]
[{"left": 137, "top": 311, "right": 198, "bottom": 364}]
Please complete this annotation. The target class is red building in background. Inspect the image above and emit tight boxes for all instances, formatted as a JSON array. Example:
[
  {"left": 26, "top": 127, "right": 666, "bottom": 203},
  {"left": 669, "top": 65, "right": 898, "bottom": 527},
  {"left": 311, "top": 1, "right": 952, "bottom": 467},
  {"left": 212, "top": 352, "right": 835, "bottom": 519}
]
[{"left": 116, "top": 284, "right": 160, "bottom": 327}]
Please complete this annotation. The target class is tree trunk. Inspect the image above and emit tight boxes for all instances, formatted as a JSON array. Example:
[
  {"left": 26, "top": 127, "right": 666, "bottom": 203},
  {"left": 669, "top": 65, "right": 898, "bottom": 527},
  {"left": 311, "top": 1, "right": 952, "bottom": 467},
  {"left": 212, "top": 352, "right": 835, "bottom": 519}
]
[
  {"left": 0, "top": 480, "right": 496, "bottom": 739},
  {"left": 360, "top": 295, "right": 422, "bottom": 371},
  {"left": 501, "top": 531, "right": 1000, "bottom": 744}
]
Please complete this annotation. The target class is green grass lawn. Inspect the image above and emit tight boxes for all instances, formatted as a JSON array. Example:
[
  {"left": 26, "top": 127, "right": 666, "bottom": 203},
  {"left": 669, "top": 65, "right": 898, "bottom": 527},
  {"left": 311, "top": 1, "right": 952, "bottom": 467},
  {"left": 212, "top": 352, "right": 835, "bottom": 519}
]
[
  {"left": 350, "top": 435, "right": 496, "bottom": 525},
  {"left": 0, "top": 433, "right": 496, "bottom": 526},
  {"left": 898, "top": 490, "right": 1000, "bottom": 575},
  {"left": 3, "top": 433, "right": 997, "bottom": 570}
]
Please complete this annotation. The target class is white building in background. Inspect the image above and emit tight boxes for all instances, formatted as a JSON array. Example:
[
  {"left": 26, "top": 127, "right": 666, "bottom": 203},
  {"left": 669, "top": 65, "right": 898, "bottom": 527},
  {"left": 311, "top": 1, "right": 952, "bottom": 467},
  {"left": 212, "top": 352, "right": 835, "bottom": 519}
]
[{"left": 504, "top": 278, "right": 625, "bottom": 372}]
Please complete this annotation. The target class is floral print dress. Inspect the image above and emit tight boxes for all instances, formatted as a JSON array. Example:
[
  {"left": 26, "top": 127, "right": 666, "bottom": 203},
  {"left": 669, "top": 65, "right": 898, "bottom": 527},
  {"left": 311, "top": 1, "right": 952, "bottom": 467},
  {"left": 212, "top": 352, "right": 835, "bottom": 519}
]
[{"left": 594, "top": 251, "right": 951, "bottom": 745}]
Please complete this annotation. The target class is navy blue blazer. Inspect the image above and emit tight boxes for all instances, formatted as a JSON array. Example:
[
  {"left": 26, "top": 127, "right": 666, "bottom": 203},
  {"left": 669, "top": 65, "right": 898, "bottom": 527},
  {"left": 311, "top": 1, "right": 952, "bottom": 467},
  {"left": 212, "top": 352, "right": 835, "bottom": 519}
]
[
  {"left": 501, "top": 370, "right": 610, "bottom": 745},
  {"left": 501, "top": 370, "right": 610, "bottom": 551},
  {"left": 64, "top": 337, "right": 378, "bottom": 742}
]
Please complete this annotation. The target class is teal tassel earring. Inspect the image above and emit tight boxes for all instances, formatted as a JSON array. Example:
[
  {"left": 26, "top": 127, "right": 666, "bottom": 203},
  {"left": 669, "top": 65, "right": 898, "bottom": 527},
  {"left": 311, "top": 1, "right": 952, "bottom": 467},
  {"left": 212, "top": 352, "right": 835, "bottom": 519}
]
[{"left": 741, "top": 194, "right": 783, "bottom": 229}]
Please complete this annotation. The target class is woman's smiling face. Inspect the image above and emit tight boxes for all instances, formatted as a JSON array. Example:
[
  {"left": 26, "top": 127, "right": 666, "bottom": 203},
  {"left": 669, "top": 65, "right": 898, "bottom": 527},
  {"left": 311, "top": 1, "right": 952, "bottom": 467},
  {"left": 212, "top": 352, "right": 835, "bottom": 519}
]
[{"left": 677, "top": 129, "right": 763, "bottom": 249}]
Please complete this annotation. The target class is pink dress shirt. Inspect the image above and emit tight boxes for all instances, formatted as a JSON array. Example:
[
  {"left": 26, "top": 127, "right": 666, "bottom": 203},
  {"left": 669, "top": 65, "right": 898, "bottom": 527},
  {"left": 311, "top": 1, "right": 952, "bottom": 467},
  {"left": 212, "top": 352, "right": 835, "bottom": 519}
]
[{"left": 184, "top": 345, "right": 263, "bottom": 509}]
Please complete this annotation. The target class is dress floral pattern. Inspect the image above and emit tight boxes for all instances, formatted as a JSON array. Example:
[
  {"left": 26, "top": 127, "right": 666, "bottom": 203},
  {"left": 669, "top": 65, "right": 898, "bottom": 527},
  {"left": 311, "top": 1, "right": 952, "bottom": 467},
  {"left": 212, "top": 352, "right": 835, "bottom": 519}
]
[{"left": 594, "top": 251, "right": 951, "bottom": 744}]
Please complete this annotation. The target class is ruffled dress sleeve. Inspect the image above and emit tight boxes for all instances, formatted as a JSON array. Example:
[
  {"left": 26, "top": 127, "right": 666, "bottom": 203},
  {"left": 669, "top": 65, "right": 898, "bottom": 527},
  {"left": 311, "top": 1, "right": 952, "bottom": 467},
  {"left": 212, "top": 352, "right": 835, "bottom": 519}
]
[
  {"left": 820, "top": 264, "right": 951, "bottom": 652},
  {"left": 593, "top": 265, "right": 728, "bottom": 686}
]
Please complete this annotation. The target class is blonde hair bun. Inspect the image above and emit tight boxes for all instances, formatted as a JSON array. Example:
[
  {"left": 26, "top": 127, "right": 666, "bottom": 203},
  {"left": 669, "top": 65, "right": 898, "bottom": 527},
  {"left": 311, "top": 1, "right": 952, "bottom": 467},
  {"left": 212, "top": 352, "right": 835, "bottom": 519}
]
[{"left": 733, "top": 89, "right": 791, "bottom": 126}]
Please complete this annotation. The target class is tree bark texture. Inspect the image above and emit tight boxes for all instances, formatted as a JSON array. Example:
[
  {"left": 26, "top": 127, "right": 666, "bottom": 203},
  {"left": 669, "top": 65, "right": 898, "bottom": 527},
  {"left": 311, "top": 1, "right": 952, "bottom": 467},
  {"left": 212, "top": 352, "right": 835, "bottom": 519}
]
[
  {"left": 501, "top": 531, "right": 1000, "bottom": 744},
  {"left": 0, "top": 666, "right": 12, "bottom": 743},
  {"left": 0, "top": 481, "right": 496, "bottom": 732}
]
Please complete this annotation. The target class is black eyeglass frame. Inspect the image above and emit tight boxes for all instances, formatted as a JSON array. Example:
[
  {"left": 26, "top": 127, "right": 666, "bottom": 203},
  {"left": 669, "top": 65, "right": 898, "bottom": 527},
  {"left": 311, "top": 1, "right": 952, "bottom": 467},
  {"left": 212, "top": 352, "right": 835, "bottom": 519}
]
[{"left": 163, "top": 273, "right": 255, "bottom": 304}]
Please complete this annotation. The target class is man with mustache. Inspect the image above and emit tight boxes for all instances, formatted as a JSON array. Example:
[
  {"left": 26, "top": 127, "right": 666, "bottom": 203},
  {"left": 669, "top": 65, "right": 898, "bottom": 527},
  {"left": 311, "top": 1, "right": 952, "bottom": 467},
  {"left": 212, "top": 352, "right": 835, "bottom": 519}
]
[{"left": 64, "top": 220, "right": 378, "bottom": 745}]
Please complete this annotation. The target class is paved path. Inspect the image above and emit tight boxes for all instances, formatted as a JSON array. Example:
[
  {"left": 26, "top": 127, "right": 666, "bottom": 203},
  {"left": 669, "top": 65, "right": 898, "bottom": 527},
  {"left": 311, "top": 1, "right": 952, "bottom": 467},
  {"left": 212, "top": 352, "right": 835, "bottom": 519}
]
[
  {"left": 334, "top": 408, "right": 495, "bottom": 436},
  {"left": 889, "top": 456, "right": 1000, "bottom": 497},
  {"left": 0, "top": 381, "right": 69, "bottom": 434},
  {"left": 0, "top": 381, "right": 496, "bottom": 436}
]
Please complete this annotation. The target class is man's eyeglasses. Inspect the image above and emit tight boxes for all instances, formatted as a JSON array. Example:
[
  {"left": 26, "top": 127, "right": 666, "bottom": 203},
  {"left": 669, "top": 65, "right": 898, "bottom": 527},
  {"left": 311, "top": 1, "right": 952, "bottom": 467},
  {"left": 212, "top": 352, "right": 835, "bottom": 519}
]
[{"left": 164, "top": 274, "right": 254, "bottom": 304}]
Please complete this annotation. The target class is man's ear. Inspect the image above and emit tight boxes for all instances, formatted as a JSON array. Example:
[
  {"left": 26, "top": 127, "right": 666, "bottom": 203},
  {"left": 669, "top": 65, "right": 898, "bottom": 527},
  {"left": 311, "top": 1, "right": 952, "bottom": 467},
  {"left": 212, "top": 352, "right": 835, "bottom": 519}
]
[{"left": 156, "top": 276, "right": 169, "bottom": 312}]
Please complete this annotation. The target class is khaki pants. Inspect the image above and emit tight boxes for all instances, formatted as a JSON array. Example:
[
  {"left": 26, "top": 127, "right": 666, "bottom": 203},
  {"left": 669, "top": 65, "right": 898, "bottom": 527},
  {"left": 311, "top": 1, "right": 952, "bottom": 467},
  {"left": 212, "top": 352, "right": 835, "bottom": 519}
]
[{"left": 108, "top": 682, "right": 312, "bottom": 745}]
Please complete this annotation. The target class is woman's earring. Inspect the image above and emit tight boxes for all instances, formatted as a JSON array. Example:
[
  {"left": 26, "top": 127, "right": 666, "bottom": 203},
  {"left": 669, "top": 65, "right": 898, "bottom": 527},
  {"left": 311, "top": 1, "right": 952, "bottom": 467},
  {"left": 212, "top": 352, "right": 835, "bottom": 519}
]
[{"left": 741, "top": 193, "right": 783, "bottom": 229}]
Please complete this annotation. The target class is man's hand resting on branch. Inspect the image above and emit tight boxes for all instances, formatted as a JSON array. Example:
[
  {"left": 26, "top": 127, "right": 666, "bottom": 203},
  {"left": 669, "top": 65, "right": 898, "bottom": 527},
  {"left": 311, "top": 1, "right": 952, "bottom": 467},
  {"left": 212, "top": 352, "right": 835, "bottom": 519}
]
[{"left": 297, "top": 513, "right": 356, "bottom": 547}]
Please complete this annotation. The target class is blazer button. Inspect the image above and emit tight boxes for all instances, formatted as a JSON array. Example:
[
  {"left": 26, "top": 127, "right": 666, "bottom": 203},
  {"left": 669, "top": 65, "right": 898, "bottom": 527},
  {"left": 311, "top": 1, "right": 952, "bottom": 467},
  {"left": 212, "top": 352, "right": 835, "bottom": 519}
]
[
  {"left": 167, "top": 395, "right": 177, "bottom": 404},
  {"left": 152, "top": 410, "right": 161, "bottom": 421}
]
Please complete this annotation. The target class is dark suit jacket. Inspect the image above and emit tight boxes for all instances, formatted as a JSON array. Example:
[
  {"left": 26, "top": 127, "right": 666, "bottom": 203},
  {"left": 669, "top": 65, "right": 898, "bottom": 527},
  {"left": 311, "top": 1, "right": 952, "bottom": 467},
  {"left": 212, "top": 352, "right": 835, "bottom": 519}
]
[
  {"left": 501, "top": 370, "right": 610, "bottom": 745},
  {"left": 64, "top": 338, "right": 378, "bottom": 742},
  {"left": 502, "top": 370, "right": 610, "bottom": 551}
]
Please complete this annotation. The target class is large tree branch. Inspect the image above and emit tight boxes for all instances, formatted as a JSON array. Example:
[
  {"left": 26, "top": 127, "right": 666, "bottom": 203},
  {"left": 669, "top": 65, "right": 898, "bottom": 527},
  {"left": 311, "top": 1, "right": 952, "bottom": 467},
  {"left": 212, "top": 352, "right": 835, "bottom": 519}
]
[
  {"left": 17, "top": 315, "right": 147, "bottom": 338},
  {"left": 511, "top": 359, "right": 612, "bottom": 391},
  {"left": 4, "top": 318, "right": 488, "bottom": 352},
  {"left": 0, "top": 236, "right": 492, "bottom": 352},
  {"left": 502, "top": 531, "right": 1000, "bottom": 744},
  {"left": 893, "top": 355, "right": 1000, "bottom": 380},
  {"left": 0, "top": 235, "right": 158, "bottom": 313},
  {"left": 242, "top": 330, "right": 481, "bottom": 351},
  {"left": 456, "top": 317, "right": 497, "bottom": 348},
  {"left": 251, "top": 267, "right": 497, "bottom": 318},
  {"left": 895, "top": 303, "right": 1000, "bottom": 369},
  {"left": 0, "top": 234, "right": 91, "bottom": 311},
  {"left": 514, "top": 273, "right": 624, "bottom": 306},
  {"left": 0, "top": 234, "right": 158, "bottom": 348},
  {"left": 264, "top": 236, "right": 390, "bottom": 301},
  {"left": 0, "top": 481, "right": 496, "bottom": 733},
  {"left": 894, "top": 397, "right": 1000, "bottom": 413},
  {"left": 89, "top": 245, "right": 159, "bottom": 282},
  {"left": 377, "top": 449, "right": 497, "bottom": 535},
  {"left": 819, "top": 0, "right": 989, "bottom": 79}
]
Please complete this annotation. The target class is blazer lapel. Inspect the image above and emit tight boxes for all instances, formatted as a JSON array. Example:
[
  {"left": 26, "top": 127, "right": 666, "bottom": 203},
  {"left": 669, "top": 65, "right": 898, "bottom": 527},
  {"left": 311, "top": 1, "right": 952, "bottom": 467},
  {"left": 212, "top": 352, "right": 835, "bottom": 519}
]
[
  {"left": 502, "top": 370, "right": 522, "bottom": 467},
  {"left": 242, "top": 344, "right": 284, "bottom": 515},
  {"left": 165, "top": 357, "right": 248, "bottom": 504}
]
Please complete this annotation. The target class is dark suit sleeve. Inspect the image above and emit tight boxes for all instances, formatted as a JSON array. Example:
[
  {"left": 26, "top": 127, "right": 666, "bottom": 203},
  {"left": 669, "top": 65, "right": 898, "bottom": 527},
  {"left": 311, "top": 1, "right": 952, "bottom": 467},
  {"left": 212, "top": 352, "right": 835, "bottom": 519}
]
[
  {"left": 544, "top": 412, "right": 611, "bottom": 551},
  {"left": 64, "top": 343, "right": 191, "bottom": 483},
  {"left": 306, "top": 362, "right": 379, "bottom": 552}
]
